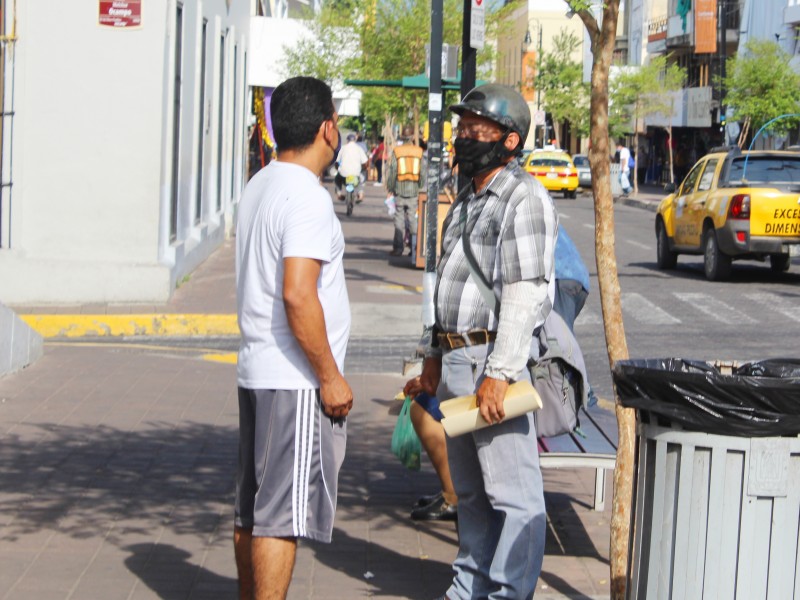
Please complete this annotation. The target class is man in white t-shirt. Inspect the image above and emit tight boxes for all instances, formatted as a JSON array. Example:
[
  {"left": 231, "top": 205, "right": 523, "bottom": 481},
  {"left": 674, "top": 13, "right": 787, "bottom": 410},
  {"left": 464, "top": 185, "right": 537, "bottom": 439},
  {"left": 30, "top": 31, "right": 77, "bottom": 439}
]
[
  {"left": 335, "top": 133, "right": 368, "bottom": 201},
  {"left": 617, "top": 140, "right": 632, "bottom": 195},
  {"left": 233, "top": 76, "right": 352, "bottom": 600}
]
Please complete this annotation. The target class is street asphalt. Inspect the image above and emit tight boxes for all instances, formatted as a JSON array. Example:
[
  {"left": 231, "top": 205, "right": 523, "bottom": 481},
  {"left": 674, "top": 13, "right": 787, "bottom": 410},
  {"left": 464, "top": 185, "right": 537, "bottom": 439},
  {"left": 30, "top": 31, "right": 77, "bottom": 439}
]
[{"left": 0, "top": 179, "right": 665, "bottom": 599}]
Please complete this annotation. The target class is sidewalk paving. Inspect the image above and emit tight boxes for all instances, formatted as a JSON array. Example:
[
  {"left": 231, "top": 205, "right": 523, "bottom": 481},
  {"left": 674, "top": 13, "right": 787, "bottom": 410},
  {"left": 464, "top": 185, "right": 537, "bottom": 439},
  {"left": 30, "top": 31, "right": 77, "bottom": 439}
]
[{"left": 0, "top": 179, "right": 626, "bottom": 599}]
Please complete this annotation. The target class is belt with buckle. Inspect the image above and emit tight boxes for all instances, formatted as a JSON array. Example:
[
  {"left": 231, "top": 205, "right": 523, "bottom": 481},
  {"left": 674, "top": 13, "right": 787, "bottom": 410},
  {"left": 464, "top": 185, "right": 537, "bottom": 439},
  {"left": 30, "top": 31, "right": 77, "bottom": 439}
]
[{"left": 437, "top": 329, "right": 497, "bottom": 351}]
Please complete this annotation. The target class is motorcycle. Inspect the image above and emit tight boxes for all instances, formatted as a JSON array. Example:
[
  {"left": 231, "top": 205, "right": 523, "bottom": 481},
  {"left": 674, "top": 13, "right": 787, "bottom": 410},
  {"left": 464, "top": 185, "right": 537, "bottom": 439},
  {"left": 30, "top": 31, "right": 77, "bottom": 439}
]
[{"left": 344, "top": 175, "right": 359, "bottom": 217}]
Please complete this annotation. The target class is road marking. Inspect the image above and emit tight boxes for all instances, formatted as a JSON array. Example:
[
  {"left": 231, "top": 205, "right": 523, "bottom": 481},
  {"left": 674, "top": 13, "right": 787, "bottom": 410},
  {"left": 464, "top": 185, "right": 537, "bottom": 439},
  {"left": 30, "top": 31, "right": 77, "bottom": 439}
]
[
  {"left": 582, "top": 223, "right": 595, "bottom": 230},
  {"left": 626, "top": 240, "right": 651, "bottom": 250},
  {"left": 622, "top": 293, "right": 681, "bottom": 324},
  {"left": 575, "top": 310, "right": 602, "bottom": 325},
  {"left": 559, "top": 212, "right": 571, "bottom": 220},
  {"left": 366, "top": 284, "right": 422, "bottom": 295},
  {"left": 674, "top": 293, "right": 757, "bottom": 324},
  {"left": 744, "top": 292, "right": 800, "bottom": 322}
]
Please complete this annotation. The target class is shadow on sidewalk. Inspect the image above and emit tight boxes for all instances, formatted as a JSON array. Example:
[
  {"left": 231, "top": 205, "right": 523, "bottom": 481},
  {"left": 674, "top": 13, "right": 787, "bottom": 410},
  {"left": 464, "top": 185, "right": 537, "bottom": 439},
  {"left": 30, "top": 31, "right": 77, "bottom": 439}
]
[
  {"left": 306, "top": 527, "right": 453, "bottom": 599},
  {"left": 124, "top": 543, "right": 236, "bottom": 598},
  {"left": 0, "top": 421, "right": 236, "bottom": 544}
]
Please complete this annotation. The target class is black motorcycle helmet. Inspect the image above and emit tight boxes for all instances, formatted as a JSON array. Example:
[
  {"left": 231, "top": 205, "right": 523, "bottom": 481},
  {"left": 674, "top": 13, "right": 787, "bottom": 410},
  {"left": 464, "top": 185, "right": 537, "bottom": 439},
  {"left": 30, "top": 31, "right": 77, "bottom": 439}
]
[{"left": 449, "top": 84, "right": 531, "bottom": 154}]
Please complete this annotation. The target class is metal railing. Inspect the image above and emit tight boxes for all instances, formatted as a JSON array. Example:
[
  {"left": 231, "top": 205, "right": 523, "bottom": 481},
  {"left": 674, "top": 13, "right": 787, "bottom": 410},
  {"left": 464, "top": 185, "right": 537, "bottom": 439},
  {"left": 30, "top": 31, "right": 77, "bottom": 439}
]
[{"left": 647, "top": 15, "right": 668, "bottom": 41}]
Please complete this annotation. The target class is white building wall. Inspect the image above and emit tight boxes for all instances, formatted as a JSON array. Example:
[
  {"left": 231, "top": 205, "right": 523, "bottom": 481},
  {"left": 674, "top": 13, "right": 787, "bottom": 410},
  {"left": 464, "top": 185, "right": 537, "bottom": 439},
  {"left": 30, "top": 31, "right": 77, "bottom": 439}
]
[{"left": 0, "top": 0, "right": 250, "bottom": 304}]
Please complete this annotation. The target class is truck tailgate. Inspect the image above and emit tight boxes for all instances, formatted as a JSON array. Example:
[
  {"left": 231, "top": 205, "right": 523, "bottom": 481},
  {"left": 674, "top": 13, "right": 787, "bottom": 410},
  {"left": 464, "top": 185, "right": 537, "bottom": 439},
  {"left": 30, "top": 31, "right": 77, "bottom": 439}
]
[{"left": 750, "top": 191, "right": 800, "bottom": 237}]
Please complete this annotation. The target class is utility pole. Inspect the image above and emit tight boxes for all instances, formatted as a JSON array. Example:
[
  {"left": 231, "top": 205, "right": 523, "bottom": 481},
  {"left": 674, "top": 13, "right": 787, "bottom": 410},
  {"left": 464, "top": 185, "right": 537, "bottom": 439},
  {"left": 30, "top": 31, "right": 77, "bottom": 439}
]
[
  {"left": 420, "top": 0, "right": 444, "bottom": 337},
  {"left": 461, "top": 0, "right": 476, "bottom": 96}
]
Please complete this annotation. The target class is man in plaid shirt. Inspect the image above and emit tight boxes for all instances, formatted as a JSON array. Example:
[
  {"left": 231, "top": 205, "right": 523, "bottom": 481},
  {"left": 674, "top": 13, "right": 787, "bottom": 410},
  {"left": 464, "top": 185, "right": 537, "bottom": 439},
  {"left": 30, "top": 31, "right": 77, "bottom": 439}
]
[{"left": 417, "top": 84, "right": 558, "bottom": 599}]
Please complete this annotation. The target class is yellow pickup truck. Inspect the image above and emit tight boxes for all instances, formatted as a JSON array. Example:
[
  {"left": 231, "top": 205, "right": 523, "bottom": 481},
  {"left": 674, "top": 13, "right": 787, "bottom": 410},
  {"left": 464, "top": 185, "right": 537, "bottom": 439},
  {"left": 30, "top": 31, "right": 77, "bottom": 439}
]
[{"left": 655, "top": 149, "right": 800, "bottom": 280}]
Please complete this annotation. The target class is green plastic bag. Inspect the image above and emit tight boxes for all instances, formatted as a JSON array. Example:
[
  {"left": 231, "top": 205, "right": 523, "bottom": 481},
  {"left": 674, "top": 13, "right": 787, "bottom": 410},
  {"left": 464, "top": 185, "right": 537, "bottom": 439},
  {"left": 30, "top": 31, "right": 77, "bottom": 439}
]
[{"left": 391, "top": 396, "right": 422, "bottom": 470}]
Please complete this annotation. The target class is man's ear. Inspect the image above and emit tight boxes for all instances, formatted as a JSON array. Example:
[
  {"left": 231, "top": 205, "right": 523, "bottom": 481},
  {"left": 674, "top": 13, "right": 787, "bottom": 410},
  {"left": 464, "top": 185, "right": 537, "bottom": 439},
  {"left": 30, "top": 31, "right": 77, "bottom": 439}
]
[{"left": 504, "top": 132, "right": 521, "bottom": 153}]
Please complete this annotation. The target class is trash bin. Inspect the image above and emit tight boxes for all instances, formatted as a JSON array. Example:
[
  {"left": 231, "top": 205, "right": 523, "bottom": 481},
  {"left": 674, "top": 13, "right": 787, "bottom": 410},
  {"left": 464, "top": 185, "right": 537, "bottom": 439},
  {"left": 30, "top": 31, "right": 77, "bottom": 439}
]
[{"left": 613, "top": 358, "right": 800, "bottom": 600}]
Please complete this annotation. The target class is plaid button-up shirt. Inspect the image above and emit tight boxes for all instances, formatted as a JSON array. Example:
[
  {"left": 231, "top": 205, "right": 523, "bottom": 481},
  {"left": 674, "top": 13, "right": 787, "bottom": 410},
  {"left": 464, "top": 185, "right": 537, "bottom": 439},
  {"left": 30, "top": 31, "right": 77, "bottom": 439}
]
[{"left": 433, "top": 161, "right": 558, "bottom": 334}]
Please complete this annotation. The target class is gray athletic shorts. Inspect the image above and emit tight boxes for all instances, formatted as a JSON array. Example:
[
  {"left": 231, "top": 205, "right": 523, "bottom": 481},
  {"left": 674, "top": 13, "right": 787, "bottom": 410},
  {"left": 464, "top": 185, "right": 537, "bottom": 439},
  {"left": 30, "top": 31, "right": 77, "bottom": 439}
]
[{"left": 235, "top": 387, "right": 347, "bottom": 543}]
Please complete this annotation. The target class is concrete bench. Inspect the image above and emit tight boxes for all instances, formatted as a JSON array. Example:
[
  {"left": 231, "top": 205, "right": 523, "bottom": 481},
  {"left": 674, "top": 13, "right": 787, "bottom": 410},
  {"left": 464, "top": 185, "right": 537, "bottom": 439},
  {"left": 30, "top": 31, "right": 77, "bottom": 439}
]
[{"left": 538, "top": 405, "right": 618, "bottom": 511}]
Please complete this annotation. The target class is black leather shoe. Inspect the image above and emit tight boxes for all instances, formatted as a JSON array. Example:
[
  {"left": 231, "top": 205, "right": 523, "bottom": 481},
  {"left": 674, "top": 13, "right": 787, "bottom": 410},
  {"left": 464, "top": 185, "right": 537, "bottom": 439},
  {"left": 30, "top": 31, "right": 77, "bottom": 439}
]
[
  {"left": 414, "top": 491, "right": 443, "bottom": 508},
  {"left": 411, "top": 496, "right": 457, "bottom": 521}
]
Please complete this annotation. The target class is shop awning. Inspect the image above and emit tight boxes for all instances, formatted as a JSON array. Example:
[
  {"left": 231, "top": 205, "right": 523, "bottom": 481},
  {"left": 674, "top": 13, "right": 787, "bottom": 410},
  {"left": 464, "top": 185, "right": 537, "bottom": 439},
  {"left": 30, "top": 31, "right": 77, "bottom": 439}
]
[{"left": 344, "top": 71, "right": 483, "bottom": 90}]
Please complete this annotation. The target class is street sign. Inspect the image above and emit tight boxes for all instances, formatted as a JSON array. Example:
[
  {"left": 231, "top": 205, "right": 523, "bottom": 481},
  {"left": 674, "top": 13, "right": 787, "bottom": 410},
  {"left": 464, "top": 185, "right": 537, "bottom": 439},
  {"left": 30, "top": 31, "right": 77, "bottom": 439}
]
[
  {"left": 533, "top": 110, "right": 546, "bottom": 126},
  {"left": 99, "top": 0, "right": 142, "bottom": 28},
  {"left": 469, "top": 0, "right": 484, "bottom": 50}
]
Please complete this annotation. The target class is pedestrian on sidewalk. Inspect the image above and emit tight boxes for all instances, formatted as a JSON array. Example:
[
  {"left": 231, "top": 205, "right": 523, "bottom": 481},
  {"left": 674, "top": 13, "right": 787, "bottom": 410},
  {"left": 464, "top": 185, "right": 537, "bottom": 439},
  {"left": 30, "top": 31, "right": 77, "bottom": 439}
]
[
  {"left": 371, "top": 136, "right": 386, "bottom": 185},
  {"left": 415, "top": 83, "right": 556, "bottom": 599},
  {"left": 233, "top": 76, "right": 353, "bottom": 600},
  {"left": 386, "top": 137, "right": 426, "bottom": 256},
  {"left": 617, "top": 140, "right": 632, "bottom": 196}
]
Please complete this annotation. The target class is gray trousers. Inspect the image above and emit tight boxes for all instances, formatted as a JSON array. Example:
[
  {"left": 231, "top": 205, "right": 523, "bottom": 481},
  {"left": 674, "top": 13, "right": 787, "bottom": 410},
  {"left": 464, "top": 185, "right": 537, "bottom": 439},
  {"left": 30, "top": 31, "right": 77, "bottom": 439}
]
[
  {"left": 438, "top": 343, "right": 546, "bottom": 599},
  {"left": 392, "top": 195, "right": 418, "bottom": 251}
]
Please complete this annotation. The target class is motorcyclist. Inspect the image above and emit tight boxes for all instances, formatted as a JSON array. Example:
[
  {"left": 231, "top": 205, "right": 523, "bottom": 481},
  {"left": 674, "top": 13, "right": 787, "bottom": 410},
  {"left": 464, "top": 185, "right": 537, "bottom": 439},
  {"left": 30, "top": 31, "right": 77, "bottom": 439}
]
[{"left": 335, "top": 133, "right": 369, "bottom": 202}]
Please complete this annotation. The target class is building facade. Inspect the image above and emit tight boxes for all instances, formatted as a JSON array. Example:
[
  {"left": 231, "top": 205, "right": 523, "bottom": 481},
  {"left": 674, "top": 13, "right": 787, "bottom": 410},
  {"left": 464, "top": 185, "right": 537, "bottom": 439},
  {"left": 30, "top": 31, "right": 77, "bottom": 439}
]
[
  {"left": 0, "top": 0, "right": 251, "bottom": 304},
  {"left": 630, "top": 0, "right": 800, "bottom": 183}
]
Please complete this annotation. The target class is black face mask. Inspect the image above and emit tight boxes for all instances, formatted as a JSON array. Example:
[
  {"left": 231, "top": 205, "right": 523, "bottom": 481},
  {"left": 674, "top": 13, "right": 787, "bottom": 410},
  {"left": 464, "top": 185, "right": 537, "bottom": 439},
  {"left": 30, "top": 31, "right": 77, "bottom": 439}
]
[
  {"left": 453, "top": 131, "right": 513, "bottom": 179},
  {"left": 326, "top": 122, "right": 341, "bottom": 168}
]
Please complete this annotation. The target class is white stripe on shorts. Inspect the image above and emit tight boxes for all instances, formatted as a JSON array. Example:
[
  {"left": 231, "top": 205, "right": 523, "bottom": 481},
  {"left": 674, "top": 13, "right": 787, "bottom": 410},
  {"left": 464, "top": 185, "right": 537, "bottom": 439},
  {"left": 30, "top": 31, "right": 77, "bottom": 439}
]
[{"left": 292, "top": 389, "right": 316, "bottom": 537}]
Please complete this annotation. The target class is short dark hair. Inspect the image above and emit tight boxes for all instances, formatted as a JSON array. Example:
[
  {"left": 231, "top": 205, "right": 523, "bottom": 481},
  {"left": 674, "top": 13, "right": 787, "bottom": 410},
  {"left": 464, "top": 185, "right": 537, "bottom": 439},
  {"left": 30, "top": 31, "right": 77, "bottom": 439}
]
[{"left": 270, "top": 77, "right": 334, "bottom": 152}]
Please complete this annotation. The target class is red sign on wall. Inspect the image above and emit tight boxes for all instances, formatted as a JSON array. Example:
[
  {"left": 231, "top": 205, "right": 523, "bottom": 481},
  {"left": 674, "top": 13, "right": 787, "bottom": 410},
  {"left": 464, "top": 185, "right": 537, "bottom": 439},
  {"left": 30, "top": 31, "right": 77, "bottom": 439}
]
[{"left": 99, "top": 1, "right": 142, "bottom": 28}]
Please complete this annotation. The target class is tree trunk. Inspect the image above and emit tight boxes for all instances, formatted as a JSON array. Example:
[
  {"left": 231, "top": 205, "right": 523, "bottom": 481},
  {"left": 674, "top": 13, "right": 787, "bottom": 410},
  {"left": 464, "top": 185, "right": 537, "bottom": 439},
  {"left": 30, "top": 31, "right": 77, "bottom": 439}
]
[
  {"left": 385, "top": 114, "right": 396, "bottom": 167},
  {"left": 668, "top": 124, "right": 675, "bottom": 184},
  {"left": 582, "top": 2, "right": 634, "bottom": 598},
  {"left": 738, "top": 116, "right": 751, "bottom": 149}
]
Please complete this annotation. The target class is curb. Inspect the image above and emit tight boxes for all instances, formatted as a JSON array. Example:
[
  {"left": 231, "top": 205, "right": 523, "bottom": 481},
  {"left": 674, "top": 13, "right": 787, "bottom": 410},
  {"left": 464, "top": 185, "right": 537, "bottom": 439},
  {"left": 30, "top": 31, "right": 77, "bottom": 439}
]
[
  {"left": 19, "top": 314, "right": 239, "bottom": 339},
  {"left": 619, "top": 196, "right": 660, "bottom": 213}
]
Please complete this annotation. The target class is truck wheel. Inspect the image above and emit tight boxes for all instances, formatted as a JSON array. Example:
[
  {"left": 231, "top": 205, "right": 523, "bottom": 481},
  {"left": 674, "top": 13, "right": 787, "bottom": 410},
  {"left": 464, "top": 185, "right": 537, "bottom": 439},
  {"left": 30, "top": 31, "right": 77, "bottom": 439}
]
[
  {"left": 703, "top": 229, "right": 732, "bottom": 281},
  {"left": 769, "top": 253, "right": 790, "bottom": 273},
  {"left": 656, "top": 221, "right": 678, "bottom": 269}
]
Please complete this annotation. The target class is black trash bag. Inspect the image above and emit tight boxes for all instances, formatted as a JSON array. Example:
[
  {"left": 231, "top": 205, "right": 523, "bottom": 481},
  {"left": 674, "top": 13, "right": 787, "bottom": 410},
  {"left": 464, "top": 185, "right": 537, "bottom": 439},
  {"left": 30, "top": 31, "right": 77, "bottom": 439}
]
[{"left": 612, "top": 358, "right": 800, "bottom": 437}]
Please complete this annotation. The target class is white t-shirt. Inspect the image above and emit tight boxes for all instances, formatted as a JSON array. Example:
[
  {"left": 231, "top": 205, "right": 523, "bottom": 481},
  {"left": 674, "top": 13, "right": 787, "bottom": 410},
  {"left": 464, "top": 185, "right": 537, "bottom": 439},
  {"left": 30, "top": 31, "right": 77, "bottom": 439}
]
[
  {"left": 336, "top": 142, "right": 368, "bottom": 177},
  {"left": 618, "top": 146, "right": 631, "bottom": 174},
  {"left": 235, "top": 161, "right": 351, "bottom": 389}
]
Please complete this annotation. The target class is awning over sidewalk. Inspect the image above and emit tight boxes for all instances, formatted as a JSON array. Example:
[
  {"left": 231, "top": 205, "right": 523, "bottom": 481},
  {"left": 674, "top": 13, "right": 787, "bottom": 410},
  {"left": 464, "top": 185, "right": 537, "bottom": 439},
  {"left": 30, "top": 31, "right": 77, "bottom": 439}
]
[{"left": 344, "top": 71, "right": 483, "bottom": 91}]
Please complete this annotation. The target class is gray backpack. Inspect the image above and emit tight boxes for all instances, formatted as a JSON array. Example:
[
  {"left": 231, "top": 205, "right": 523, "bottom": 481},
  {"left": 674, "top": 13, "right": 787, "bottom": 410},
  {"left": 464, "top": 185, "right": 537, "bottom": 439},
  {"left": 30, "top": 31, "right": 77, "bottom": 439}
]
[{"left": 527, "top": 310, "right": 589, "bottom": 437}]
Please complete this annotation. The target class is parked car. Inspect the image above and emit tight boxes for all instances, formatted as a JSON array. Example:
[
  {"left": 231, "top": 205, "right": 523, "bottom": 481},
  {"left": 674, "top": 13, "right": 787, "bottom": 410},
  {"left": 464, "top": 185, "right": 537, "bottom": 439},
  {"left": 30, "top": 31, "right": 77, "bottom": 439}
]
[
  {"left": 523, "top": 150, "right": 579, "bottom": 198},
  {"left": 571, "top": 154, "right": 592, "bottom": 188},
  {"left": 655, "top": 148, "right": 800, "bottom": 280}
]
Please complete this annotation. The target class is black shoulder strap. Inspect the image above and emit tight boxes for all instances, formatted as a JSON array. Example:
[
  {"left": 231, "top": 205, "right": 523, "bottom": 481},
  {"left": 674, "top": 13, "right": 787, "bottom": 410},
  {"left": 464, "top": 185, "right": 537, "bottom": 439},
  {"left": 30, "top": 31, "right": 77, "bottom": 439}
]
[{"left": 459, "top": 202, "right": 501, "bottom": 317}]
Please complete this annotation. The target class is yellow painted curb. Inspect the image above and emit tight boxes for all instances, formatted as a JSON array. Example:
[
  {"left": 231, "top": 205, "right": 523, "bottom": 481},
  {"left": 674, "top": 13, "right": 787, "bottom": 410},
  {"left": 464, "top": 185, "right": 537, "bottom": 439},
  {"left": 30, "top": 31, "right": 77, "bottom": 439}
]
[
  {"left": 19, "top": 314, "right": 240, "bottom": 338},
  {"left": 202, "top": 352, "right": 238, "bottom": 365}
]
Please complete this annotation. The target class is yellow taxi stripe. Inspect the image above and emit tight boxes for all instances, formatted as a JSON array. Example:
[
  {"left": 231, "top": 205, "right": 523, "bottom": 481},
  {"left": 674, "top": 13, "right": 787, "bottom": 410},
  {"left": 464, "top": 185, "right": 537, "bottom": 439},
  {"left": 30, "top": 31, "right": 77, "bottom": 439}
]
[{"left": 19, "top": 314, "right": 239, "bottom": 338}]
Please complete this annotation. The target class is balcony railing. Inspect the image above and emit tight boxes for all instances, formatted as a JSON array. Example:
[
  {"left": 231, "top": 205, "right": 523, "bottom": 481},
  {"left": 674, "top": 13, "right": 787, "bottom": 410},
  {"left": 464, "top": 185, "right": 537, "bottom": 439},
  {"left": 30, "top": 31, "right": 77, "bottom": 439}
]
[{"left": 647, "top": 15, "right": 668, "bottom": 42}]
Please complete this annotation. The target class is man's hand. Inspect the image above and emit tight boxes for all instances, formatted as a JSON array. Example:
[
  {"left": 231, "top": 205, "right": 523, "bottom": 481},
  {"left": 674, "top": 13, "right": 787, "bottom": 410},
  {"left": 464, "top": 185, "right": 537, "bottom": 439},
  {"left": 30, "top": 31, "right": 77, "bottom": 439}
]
[
  {"left": 418, "top": 357, "right": 442, "bottom": 396},
  {"left": 476, "top": 377, "right": 509, "bottom": 425},
  {"left": 320, "top": 373, "right": 353, "bottom": 419}
]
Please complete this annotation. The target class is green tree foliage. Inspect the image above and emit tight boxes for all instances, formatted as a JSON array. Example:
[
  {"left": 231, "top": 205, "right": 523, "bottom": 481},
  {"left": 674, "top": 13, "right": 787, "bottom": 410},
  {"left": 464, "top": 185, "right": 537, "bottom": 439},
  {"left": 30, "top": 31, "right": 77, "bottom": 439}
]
[
  {"left": 281, "top": 0, "right": 512, "bottom": 137},
  {"left": 282, "top": 5, "right": 361, "bottom": 87},
  {"left": 722, "top": 39, "right": 800, "bottom": 143},
  {"left": 536, "top": 29, "right": 590, "bottom": 138}
]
